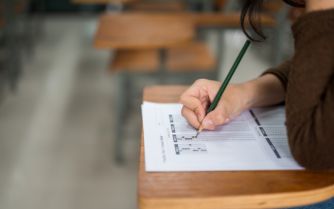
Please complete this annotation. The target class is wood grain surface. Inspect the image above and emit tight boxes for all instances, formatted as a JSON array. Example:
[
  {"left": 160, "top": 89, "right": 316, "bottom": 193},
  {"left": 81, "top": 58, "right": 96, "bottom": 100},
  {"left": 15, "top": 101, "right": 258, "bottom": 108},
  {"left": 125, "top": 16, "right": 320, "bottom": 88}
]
[
  {"left": 110, "top": 42, "right": 215, "bottom": 73},
  {"left": 94, "top": 13, "right": 195, "bottom": 49},
  {"left": 94, "top": 12, "right": 275, "bottom": 50},
  {"left": 110, "top": 49, "right": 159, "bottom": 72},
  {"left": 138, "top": 85, "right": 334, "bottom": 209}
]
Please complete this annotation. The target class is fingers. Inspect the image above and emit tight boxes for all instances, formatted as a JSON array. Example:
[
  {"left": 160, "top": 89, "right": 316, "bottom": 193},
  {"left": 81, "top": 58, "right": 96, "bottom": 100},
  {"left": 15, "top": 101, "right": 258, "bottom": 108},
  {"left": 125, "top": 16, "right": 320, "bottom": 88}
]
[
  {"left": 181, "top": 107, "right": 201, "bottom": 129},
  {"left": 180, "top": 79, "right": 220, "bottom": 129},
  {"left": 180, "top": 90, "right": 200, "bottom": 110},
  {"left": 201, "top": 107, "right": 230, "bottom": 130},
  {"left": 180, "top": 93, "right": 206, "bottom": 123}
]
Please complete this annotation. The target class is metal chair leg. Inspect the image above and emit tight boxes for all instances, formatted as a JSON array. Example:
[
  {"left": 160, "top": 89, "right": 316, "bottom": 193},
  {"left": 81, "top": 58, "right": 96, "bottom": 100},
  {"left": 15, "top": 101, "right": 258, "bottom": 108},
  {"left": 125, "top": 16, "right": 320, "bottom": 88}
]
[{"left": 113, "top": 72, "right": 129, "bottom": 164}]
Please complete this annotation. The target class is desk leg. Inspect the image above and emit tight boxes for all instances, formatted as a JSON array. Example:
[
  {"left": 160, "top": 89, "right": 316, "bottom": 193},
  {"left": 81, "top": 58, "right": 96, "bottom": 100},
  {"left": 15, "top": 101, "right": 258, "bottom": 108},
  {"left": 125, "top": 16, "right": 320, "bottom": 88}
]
[{"left": 113, "top": 72, "right": 129, "bottom": 164}]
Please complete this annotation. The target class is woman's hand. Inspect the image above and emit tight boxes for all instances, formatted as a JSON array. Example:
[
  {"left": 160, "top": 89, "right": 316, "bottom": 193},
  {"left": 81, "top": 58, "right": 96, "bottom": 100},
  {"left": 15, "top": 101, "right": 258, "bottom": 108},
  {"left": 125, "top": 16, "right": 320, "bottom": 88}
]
[
  {"left": 180, "top": 79, "right": 252, "bottom": 130},
  {"left": 180, "top": 75, "right": 286, "bottom": 130}
]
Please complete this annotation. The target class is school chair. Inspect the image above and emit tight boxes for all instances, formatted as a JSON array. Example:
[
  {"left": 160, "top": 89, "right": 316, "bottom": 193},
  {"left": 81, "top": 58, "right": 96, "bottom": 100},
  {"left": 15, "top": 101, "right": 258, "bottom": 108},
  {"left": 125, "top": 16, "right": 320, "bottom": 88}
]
[{"left": 95, "top": 12, "right": 220, "bottom": 163}]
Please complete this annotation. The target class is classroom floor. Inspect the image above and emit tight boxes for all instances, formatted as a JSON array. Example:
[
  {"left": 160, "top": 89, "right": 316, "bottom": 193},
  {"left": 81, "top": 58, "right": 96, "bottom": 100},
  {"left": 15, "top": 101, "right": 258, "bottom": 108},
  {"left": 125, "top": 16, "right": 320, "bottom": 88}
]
[{"left": 0, "top": 15, "right": 270, "bottom": 209}]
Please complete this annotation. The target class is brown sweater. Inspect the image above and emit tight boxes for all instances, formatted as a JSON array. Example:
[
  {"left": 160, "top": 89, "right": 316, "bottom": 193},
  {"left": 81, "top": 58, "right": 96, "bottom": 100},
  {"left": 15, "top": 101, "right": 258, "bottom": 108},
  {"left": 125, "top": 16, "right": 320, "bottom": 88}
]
[{"left": 264, "top": 9, "right": 334, "bottom": 169}]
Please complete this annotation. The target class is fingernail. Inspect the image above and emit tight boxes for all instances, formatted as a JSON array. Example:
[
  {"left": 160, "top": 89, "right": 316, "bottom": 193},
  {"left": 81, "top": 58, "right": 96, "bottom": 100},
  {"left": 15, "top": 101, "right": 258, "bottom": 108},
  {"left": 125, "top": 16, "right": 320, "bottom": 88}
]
[
  {"left": 202, "top": 119, "right": 214, "bottom": 129},
  {"left": 225, "top": 118, "right": 230, "bottom": 123}
]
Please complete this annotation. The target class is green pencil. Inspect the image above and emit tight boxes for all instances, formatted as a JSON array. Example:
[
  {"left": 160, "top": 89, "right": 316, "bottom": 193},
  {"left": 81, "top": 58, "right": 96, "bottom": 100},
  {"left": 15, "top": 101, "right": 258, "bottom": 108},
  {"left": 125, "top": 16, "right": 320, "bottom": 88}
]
[{"left": 196, "top": 40, "right": 251, "bottom": 137}]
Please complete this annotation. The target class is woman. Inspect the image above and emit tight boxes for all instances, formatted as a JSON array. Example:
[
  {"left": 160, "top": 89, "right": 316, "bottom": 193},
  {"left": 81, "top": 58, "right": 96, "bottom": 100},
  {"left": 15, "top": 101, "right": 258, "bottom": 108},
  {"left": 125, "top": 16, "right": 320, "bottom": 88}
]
[
  {"left": 181, "top": 2, "right": 333, "bottom": 208},
  {"left": 180, "top": 0, "right": 334, "bottom": 170}
]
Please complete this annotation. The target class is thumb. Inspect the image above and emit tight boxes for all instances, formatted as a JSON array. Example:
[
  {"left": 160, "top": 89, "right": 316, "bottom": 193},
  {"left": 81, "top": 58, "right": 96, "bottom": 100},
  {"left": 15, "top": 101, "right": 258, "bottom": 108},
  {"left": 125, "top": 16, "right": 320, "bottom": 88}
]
[{"left": 201, "top": 107, "right": 229, "bottom": 130}]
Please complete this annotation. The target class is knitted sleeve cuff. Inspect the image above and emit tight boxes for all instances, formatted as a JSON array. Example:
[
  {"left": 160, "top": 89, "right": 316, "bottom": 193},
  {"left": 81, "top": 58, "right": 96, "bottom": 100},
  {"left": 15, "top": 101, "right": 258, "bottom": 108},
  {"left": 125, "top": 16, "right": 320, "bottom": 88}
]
[{"left": 261, "top": 60, "right": 292, "bottom": 91}]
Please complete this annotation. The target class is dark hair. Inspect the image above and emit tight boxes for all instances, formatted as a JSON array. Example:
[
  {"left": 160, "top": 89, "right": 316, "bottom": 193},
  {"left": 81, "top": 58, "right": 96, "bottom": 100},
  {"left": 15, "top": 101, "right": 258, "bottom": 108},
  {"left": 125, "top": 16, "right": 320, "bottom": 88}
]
[{"left": 241, "top": 0, "right": 306, "bottom": 42}]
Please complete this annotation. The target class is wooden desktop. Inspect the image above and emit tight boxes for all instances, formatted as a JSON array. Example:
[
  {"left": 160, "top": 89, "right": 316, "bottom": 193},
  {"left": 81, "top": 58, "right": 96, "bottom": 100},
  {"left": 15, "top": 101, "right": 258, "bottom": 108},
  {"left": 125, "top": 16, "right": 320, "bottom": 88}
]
[{"left": 138, "top": 85, "right": 334, "bottom": 209}]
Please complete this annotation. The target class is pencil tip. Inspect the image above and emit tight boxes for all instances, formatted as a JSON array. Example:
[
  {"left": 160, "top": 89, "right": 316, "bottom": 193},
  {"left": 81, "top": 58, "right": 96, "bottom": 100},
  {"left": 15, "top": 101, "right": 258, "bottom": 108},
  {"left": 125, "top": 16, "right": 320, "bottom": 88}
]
[
  {"left": 195, "top": 132, "right": 199, "bottom": 138},
  {"left": 195, "top": 125, "right": 203, "bottom": 138}
]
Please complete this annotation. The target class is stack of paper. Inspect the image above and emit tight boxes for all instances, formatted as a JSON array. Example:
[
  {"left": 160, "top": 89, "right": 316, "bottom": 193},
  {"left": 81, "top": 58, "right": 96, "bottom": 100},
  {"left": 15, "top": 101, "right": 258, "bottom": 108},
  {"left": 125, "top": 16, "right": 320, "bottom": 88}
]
[{"left": 142, "top": 102, "right": 303, "bottom": 172}]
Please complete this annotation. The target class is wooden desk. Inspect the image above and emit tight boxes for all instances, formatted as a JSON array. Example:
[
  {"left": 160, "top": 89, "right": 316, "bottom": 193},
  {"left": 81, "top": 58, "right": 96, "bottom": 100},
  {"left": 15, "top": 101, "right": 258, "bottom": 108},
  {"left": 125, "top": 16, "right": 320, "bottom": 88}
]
[
  {"left": 111, "top": 49, "right": 159, "bottom": 72},
  {"left": 191, "top": 12, "right": 275, "bottom": 28},
  {"left": 138, "top": 85, "right": 334, "bottom": 209},
  {"left": 94, "top": 13, "right": 195, "bottom": 49},
  {"left": 94, "top": 12, "right": 275, "bottom": 49},
  {"left": 110, "top": 42, "right": 216, "bottom": 73},
  {"left": 94, "top": 12, "right": 275, "bottom": 50}
]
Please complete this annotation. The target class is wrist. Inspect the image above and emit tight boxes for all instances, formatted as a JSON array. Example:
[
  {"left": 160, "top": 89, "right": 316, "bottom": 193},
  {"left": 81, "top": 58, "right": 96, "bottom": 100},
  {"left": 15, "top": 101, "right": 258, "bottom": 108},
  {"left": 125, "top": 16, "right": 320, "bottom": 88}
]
[
  {"left": 240, "top": 79, "right": 260, "bottom": 109},
  {"left": 241, "top": 74, "right": 285, "bottom": 108}
]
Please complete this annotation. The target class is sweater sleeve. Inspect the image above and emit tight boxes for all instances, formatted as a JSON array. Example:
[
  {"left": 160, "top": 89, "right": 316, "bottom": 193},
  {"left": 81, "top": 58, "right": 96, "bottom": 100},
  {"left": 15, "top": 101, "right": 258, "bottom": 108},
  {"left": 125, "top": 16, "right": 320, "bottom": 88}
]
[
  {"left": 262, "top": 60, "right": 292, "bottom": 91},
  {"left": 285, "top": 34, "right": 334, "bottom": 169}
]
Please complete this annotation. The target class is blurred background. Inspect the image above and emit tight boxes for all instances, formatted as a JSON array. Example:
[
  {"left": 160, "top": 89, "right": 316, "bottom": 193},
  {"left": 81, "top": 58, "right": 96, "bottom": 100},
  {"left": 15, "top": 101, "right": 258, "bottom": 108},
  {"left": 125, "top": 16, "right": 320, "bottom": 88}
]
[{"left": 0, "top": 0, "right": 301, "bottom": 209}]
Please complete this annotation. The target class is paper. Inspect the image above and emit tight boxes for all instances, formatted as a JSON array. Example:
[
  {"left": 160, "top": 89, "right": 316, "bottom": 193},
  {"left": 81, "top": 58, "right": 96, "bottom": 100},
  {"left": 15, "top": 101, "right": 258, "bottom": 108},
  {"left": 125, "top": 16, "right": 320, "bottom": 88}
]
[{"left": 142, "top": 102, "right": 303, "bottom": 171}]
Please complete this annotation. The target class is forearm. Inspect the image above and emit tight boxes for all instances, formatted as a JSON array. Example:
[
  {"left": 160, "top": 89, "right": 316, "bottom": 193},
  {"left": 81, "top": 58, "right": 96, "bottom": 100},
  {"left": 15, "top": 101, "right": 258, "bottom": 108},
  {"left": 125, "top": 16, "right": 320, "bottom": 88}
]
[{"left": 242, "top": 74, "right": 286, "bottom": 109}]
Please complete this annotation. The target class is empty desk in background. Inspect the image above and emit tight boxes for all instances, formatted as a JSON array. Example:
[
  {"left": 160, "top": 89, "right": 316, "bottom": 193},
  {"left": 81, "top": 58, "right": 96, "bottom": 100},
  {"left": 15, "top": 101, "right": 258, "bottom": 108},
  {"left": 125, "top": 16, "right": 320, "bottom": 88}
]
[
  {"left": 94, "top": 13, "right": 216, "bottom": 163},
  {"left": 138, "top": 85, "right": 334, "bottom": 209}
]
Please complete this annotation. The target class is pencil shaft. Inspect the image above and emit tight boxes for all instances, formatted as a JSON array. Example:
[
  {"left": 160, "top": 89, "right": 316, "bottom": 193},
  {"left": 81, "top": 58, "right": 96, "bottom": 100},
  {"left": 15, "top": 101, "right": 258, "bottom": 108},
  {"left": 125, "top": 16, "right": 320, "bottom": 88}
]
[{"left": 206, "top": 40, "right": 251, "bottom": 114}]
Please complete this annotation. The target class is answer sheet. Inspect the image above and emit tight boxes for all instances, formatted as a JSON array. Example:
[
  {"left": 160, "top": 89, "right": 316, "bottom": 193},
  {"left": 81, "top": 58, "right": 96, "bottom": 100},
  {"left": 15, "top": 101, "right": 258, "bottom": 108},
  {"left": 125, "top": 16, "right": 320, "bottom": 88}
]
[{"left": 142, "top": 102, "right": 303, "bottom": 171}]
